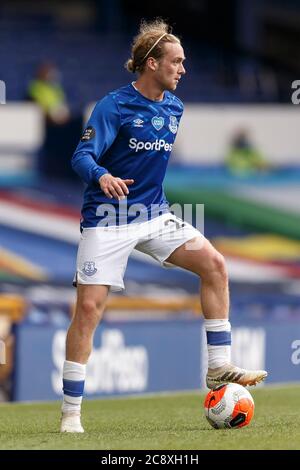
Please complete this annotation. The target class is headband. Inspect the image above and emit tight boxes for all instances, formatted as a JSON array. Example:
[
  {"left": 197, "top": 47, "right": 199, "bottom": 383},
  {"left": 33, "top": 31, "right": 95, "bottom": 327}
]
[{"left": 141, "top": 33, "right": 167, "bottom": 63}]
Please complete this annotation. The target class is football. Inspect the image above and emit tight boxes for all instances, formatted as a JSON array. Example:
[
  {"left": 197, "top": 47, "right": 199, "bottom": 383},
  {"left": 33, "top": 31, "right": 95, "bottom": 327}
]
[{"left": 204, "top": 383, "right": 254, "bottom": 429}]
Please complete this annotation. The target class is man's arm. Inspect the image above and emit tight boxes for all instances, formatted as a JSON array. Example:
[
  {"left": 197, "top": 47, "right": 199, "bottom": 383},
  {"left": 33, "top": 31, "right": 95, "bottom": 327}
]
[
  {"left": 71, "top": 95, "right": 119, "bottom": 184},
  {"left": 71, "top": 95, "right": 134, "bottom": 199}
]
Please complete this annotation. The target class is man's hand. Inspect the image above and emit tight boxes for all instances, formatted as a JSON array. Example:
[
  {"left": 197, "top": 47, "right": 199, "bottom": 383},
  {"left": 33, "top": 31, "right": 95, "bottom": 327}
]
[{"left": 99, "top": 174, "right": 134, "bottom": 200}]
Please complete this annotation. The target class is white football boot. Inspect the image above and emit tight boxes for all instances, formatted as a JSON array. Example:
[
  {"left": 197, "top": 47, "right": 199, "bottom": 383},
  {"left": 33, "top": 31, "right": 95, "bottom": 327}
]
[
  {"left": 206, "top": 363, "right": 268, "bottom": 389},
  {"left": 60, "top": 411, "right": 84, "bottom": 433}
]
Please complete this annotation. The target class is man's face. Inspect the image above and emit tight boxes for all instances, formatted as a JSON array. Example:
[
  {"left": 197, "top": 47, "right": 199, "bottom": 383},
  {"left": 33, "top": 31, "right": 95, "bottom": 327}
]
[{"left": 154, "top": 42, "right": 186, "bottom": 91}]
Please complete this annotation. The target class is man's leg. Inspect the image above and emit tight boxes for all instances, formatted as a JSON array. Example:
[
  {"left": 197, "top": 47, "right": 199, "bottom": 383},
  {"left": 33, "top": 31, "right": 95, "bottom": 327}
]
[
  {"left": 166, "top": 237, "right": 267, "bottom": 388},
  {"left": 61, "top": 284, "right": 109, "bottom": 433}
]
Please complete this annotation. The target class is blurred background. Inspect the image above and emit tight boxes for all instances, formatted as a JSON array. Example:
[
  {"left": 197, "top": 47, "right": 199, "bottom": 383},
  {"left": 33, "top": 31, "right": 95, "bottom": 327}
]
[{"left": 0, "top": 0, "right": 300, "bottom": 402}]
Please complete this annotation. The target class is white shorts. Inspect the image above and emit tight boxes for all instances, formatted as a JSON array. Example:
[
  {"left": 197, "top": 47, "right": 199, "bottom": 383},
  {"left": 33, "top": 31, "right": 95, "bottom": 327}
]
[{"left": 75, "top": 213, "right": 203, "bottom": 291}]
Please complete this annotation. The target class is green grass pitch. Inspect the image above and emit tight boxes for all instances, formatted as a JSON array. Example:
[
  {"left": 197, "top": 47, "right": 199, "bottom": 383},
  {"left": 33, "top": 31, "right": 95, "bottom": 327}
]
[{"left": 0, "top": 385, "right": 299, "bottom": 450}]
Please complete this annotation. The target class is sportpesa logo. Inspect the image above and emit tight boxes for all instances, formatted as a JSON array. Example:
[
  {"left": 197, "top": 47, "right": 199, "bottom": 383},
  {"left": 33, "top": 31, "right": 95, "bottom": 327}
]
[{"left": 129, "top": 138, "right": 173, "bottom": 153}]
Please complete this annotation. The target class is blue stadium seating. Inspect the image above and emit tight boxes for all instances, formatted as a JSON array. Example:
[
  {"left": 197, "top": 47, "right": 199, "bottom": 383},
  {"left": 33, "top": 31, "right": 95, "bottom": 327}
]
[{"left": 0, "top": 11, "right": 281, "bottom": 112}]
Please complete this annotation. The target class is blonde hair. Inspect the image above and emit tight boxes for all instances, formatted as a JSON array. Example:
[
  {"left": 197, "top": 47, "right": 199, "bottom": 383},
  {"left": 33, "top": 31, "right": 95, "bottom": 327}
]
[{"left": 125, "top": 18, "right": 181, "bottom": 74}]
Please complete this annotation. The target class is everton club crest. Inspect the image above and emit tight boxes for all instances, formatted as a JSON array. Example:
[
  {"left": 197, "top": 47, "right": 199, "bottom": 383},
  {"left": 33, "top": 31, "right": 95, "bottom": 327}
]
[
  {"left": 82, "top": 261, "right": 97, "bottom": 276},
  {"left": 168, "top": 115, "right": 178, "bottom": 134}
]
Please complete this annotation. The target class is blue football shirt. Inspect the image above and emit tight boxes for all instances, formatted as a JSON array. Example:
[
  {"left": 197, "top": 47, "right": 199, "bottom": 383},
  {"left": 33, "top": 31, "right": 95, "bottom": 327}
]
[{"left": 72, "top": 83, "right": 184, "bottom": 226}]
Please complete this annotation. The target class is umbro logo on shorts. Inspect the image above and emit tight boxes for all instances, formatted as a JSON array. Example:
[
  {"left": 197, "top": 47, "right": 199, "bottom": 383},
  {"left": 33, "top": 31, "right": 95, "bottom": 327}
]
[{"left": 82, "top": 261, "right": 97, "bottom": 276}]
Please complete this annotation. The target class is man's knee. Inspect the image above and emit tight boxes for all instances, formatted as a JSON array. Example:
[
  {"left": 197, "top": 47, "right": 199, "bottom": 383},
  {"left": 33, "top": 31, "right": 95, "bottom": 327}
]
[
  {"left": 198, "top": 250, "right": 228, "bottom": 281},
  {"left": 76, "top": 297, "right": 105, "bottom": 329},
  {"left": 212, "top": 252, "right": 227, "bottom": 276}
]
